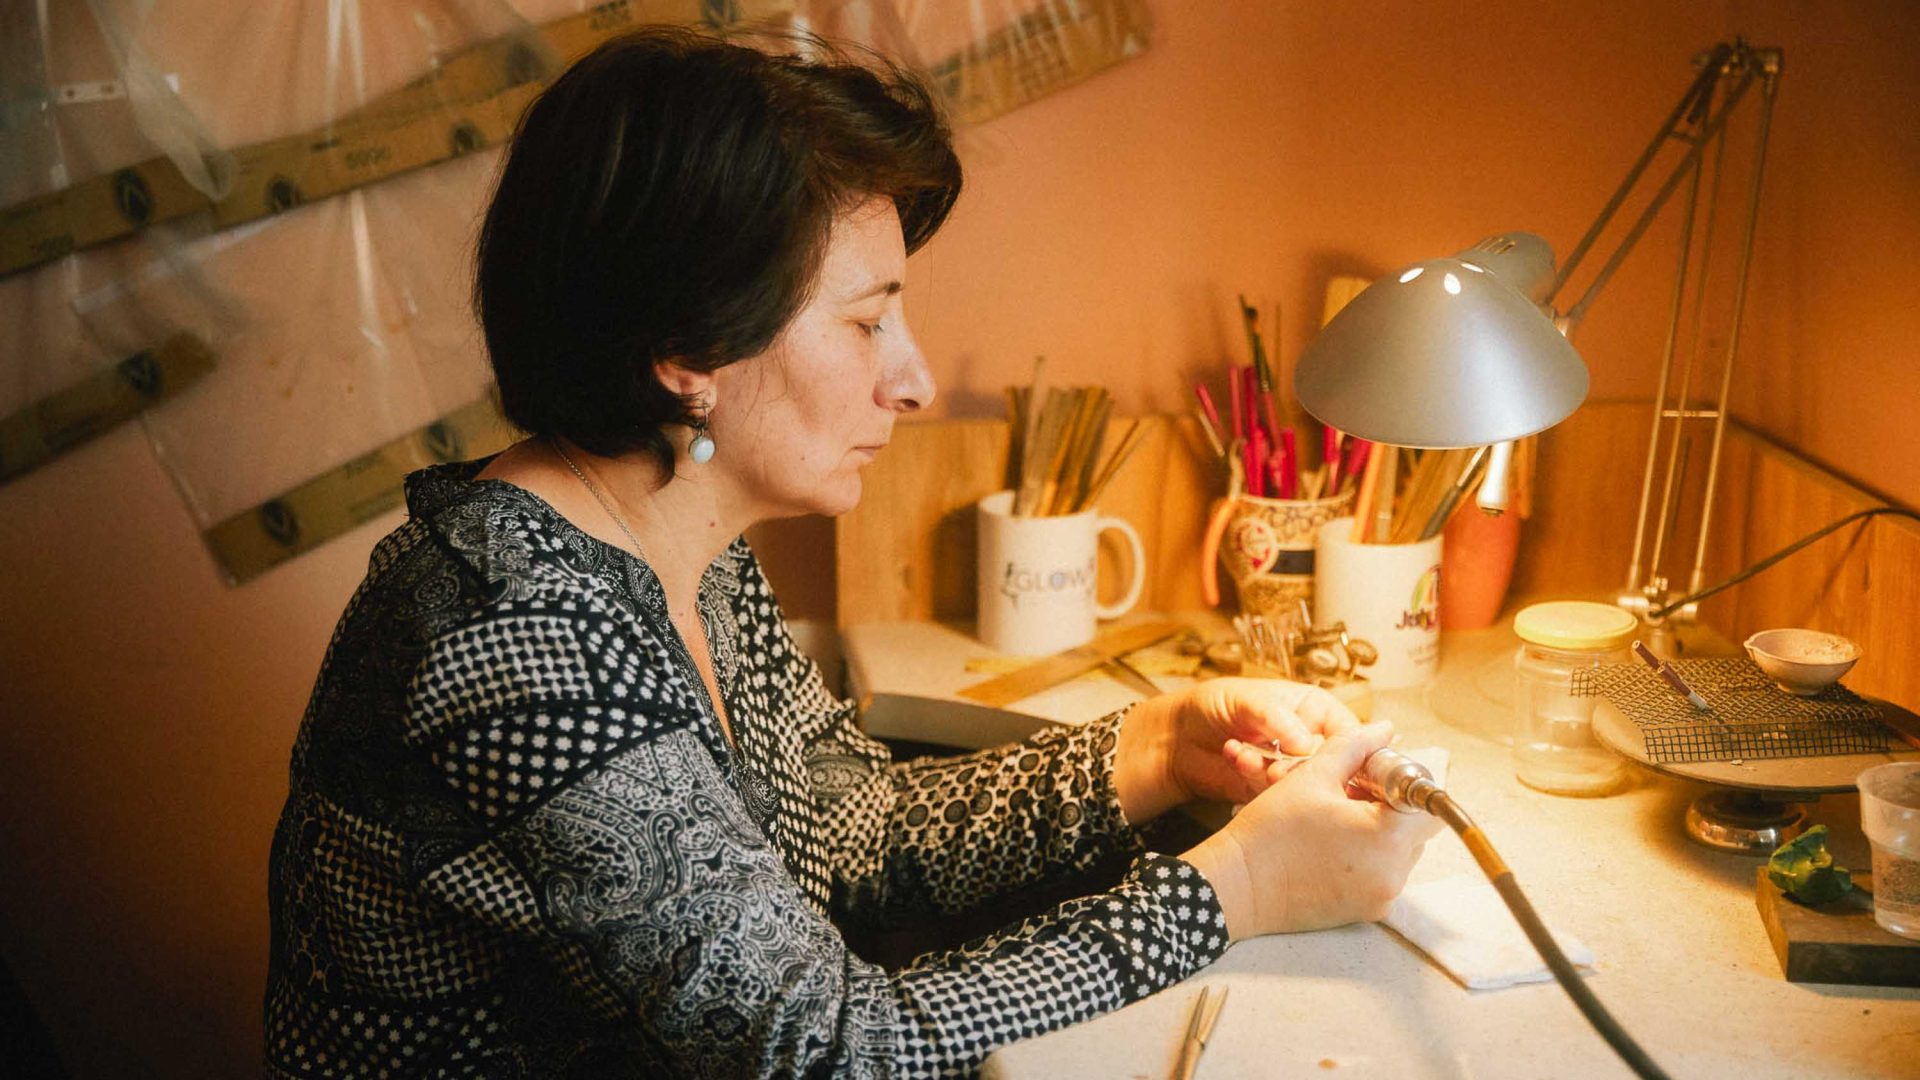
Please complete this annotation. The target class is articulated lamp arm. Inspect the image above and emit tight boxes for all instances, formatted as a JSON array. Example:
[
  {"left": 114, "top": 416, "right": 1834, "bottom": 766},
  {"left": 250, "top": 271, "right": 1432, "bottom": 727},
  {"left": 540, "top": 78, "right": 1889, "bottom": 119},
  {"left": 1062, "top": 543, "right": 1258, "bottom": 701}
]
[{"left": 1292, "top": 41, "right": 1782, "bottom": 632}]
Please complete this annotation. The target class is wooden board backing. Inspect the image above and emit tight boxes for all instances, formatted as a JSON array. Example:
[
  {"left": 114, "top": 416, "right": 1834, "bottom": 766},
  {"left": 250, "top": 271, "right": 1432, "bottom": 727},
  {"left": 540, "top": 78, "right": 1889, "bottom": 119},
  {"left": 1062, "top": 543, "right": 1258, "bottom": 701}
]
[
  {"left": 1512, "top": 400, "right": 1920, "bottom": 714},
  {"left": 841, "top": 404, "right": 1920, "bottom": 717},
  {"left": 834, "top": 414, "right": 1216, "bottom": 627}
]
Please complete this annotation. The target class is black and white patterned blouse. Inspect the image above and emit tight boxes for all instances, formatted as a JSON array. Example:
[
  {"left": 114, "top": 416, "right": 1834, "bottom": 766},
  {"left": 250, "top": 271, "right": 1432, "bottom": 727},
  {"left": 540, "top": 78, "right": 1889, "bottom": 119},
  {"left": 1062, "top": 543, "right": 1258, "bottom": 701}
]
[{"left": 265, "top": 461, "right": 1227, "bottom": 1078}]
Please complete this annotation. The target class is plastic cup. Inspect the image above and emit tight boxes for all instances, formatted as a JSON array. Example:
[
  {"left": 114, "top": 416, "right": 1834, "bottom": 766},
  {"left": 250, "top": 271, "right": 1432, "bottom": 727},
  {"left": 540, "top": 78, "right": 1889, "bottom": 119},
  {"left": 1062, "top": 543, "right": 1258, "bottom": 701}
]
[{"left": 1858, "top": 762, "right": 1920, "bottom": 940}]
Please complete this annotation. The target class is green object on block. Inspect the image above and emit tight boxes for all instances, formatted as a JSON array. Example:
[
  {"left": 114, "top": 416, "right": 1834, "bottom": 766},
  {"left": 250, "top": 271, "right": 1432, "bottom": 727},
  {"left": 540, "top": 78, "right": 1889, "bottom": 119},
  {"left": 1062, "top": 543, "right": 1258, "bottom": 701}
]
[{"left": 1767, "top": 824, "right": 1853, "bottom": 906}]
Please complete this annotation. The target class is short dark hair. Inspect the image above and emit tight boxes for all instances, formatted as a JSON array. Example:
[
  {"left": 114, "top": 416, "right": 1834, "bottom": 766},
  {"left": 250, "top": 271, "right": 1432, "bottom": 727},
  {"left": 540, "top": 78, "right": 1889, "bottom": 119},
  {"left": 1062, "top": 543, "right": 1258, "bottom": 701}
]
[{"left": 474, "top": 27, "right": 962, "bottom": 468}]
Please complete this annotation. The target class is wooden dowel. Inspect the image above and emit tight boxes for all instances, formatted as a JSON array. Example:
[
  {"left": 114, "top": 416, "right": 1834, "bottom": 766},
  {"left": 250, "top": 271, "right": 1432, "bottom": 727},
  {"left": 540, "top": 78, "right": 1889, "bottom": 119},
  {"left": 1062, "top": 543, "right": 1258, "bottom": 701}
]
[
  {"left": 1350, "top": 444, "right": 1384, "bottom": 543},
  {"left": 1005, "top": 386, "right": 1028, "bottom": 491},
  {"left": 1072, "top": 393, "right": 1113, "bottom": 509},
  {"left": 1048, "top": 389, "right": 1099, "bottom": 515},
  {"left": 1082, "top": 418, "right": 1146, "bottom": 511},
  {"left": 1374, "top": 442, "right": 1399, "bottom": 542},
  {"left": 1390, "top": 451, "right": 1439, "bottom": 543},
  {"left": 1027, "top": 391, "right": 1073, "bottom": 516},
  {"left": 1040, "top": 389, "right": 1079, "bottom": 515},
  {"left": 1014, "top": 357, "right": 1051, "bottom": 514},
  {"left": 1392, "top": 448, "right": 1464, "bottom": 543}
]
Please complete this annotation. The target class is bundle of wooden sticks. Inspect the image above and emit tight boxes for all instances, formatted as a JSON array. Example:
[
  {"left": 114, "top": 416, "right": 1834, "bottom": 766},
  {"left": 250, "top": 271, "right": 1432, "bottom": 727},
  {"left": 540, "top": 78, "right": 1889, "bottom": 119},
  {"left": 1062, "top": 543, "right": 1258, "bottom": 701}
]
[
  {"left": 1004, "top": 360, "right": 1147, "bottom": 517},
  {"left": 1349, "top": 441, "right": 1537, "bottom": 544},
  {"left": 1190, "top": 289, "right": 1537, "bottom": 544}
]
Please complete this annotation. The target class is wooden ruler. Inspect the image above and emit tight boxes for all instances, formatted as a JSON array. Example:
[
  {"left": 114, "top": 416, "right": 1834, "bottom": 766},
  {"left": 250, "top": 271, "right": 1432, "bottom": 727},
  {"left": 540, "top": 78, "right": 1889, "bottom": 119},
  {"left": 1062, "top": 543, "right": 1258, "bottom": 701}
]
[
  {"left": 202, "top": 395, "right": 516, "bottom": 584},
  {"left": 0, "top": 332, "right": 215, "bottom": 483},
  {"left": 958, "top": 619, "right": 1185, "bottom": 707},
  {"left": 925, "top": 0, "right": 1151, "bottom": 127}
]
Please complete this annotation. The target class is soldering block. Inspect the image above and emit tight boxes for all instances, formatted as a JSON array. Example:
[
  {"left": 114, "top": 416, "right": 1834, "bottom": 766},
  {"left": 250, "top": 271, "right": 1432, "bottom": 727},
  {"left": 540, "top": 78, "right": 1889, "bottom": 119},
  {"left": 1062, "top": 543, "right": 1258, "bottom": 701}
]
[{"left": 1754, "top": 867, "right": 1920, "bottom": 986}]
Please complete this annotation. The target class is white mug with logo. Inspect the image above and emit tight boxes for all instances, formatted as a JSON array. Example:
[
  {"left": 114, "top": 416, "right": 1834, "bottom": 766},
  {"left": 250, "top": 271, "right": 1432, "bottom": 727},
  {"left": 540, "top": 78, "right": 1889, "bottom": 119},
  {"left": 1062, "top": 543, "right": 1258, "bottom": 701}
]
[
  {"left": 976, "top": 490, "right": 1147, "bottom": 656},
  {"left": 1314, "top": 517, "right": 1444, "bottom": 690}
]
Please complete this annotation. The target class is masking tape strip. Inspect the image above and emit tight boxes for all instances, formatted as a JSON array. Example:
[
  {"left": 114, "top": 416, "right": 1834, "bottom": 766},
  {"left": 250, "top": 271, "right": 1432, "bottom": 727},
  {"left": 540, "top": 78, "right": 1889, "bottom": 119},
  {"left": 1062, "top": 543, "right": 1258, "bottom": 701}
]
[
  {"left": 927, "top": 0, "right": 1152, "bottom": 126},
  {"left": 0, "top": 332, "right": 216, "bottom": 483},
  {"left": 202, "top": 395, "right": 517, "bottom": 585},
  {"left": 0, "top": 0, "right": 792, "bottom": 278}
]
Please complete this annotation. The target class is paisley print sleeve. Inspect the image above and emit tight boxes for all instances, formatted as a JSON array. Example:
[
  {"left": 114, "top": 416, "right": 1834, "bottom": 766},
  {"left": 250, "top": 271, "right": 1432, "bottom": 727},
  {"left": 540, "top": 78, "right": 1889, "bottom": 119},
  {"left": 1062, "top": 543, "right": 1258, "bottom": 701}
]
[
  {"left": 720, "top": 543, "right": 1161, "bottom": 924},
  {"left": 823, "top": 711, "right": 1151, "bottom": 923},
  {"left": 417, "top": 721, "right": 1225, "bottom": 1080},
  {"left": 271, "top": 477, "right": 1230, "bottom": 1080}
]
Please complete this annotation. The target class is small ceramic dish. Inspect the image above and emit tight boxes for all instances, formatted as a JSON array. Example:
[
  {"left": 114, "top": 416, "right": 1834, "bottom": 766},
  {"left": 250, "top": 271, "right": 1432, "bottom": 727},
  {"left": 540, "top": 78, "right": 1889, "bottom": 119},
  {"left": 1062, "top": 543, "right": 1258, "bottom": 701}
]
[{"left": 1744, "top": 628, "right": 1861, "bottom": 696}]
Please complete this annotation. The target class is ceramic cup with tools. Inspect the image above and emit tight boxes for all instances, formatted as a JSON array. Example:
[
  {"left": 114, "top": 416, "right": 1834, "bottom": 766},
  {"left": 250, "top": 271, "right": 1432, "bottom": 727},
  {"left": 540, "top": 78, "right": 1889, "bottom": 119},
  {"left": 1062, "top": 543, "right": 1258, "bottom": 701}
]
[
  {"left": 1214, "top": 490, "right": 1354, "bottom": 624},
  {"left": 976, "top": 490, "right": 1145, "bottom": 655},
  {"left": 1313, "top": 517, "right": 1443, "bottom": 690}
]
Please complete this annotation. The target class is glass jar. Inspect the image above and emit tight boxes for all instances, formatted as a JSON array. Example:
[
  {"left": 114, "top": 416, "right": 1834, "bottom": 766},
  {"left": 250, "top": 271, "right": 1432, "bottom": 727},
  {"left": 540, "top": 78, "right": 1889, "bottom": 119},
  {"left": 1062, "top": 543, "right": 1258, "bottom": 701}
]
[{"left": 1512, "top": 601, "right": 1638, "bottom": 796}]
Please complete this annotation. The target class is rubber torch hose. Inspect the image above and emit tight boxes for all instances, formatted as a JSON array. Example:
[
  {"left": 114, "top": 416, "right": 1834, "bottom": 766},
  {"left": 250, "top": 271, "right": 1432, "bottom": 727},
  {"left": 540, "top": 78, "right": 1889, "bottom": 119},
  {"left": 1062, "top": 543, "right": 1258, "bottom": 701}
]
[{"left": 1424, "top": 789, "right": 1673, "bottom": 1080}]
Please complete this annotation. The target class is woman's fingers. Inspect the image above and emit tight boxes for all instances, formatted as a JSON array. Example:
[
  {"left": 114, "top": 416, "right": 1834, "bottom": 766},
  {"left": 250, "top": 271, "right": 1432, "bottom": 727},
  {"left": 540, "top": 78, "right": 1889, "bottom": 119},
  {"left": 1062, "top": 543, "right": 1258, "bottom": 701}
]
[
  {"left": 1213, "top": 679, "right": 1363, "bottom": 751},
  {"left": 1190, "top": 734, "right": 1431, "bottom": 938},
  {"left": 1389, "top": 805, "right": 1447, "bottom": 842},
  {"left": 1221, "top": 739, "right": 1267, "bottom": 791},
  {"left": 1221, "top": 738, "right": 1305, "bottom": 795},
  {"left": 1225, "top": 722, "right": 1399, "bottom": 800},
  {"left": 1302, "top": 721, "right": 1395, "bottom": 782},
  {"left": 1286, "top": 683, "right": 1364, "bottom": 737},
  {"left": 1225, "top": 685, "right": 1310, "bottom": 746}
]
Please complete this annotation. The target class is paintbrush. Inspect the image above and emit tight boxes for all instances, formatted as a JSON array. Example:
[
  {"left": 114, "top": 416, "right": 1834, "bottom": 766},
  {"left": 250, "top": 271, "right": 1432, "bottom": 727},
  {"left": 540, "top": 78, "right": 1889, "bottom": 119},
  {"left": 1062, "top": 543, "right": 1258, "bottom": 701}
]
[{"left": 1417, "top": 444, "right": 1492, "bottom": 541}]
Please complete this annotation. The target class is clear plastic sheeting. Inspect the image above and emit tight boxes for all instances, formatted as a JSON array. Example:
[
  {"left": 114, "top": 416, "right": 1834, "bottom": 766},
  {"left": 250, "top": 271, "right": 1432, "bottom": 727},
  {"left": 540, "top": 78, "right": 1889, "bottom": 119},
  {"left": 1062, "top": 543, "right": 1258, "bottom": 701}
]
[
  {"left": 81, "top": 0, "right": 234, "bottom": 198},
  {"left": 78, "top": 173, "right": 497, "bottom": 532},
  {"left": 806, "top": 0, "right": 1151, "bottom": 126},
  {"left": 0, "top": 2, "right": 218, "bottom": 430},
  {"left": 1, "top": 0, "right": 547, "bottom": 504},
  {"left": 66, "top": 2, "right": 548, "bottom": 579},
  {"left": 0, "top": 0, "right": 1151, "bottom": 579}
]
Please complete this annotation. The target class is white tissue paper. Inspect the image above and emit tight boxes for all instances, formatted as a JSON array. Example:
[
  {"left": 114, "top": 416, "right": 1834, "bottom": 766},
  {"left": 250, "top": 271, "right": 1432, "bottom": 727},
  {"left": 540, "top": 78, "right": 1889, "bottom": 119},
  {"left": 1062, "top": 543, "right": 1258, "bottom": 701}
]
[
  {"left": 1385, "top": 873, "right": 1596, "bottom": 990},
  {"left": 1402, "top": 746, "right": 1449, "bottom": 788}
]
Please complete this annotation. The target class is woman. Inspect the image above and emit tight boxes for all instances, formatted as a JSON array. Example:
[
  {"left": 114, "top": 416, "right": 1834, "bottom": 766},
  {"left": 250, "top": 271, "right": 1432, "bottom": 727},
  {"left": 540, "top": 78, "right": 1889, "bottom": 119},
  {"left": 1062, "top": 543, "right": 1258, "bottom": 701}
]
[{"left": 264, "top": 27, "right": 1436, "bottom": 1079}]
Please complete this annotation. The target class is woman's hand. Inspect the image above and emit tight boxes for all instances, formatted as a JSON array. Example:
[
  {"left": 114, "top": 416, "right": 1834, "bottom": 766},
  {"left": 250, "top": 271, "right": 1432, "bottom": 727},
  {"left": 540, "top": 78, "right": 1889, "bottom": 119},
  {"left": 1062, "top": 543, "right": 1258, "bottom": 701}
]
[
  {"left": 1113, "top": 677, "right": 1363, "bottom": 826},
  {"left": 1179, "top": 722, "right": 1441, "bottom": 939}
]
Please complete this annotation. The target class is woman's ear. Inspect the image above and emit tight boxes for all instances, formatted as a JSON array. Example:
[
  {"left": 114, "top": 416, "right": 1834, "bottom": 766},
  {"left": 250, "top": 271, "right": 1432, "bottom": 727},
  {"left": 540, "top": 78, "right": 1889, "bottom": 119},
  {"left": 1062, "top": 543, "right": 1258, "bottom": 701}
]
[{"left": 652, "top": 359, "right": 715, "bottom": 407}]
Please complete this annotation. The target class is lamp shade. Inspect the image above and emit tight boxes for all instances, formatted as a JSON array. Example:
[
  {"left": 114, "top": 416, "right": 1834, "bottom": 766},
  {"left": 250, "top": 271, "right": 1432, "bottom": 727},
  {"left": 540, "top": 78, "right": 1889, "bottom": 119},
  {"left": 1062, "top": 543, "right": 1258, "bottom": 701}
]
[{"left": 1293, "top": 239, "right": 1589, "bottom": 448}]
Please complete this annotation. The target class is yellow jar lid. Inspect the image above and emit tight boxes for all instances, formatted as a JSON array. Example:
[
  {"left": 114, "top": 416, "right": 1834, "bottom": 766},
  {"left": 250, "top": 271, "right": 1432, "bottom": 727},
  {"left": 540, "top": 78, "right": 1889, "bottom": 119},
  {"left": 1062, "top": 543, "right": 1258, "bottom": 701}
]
[{"left": 1513, "top": 601, "right": 1639, "bottom": 651}]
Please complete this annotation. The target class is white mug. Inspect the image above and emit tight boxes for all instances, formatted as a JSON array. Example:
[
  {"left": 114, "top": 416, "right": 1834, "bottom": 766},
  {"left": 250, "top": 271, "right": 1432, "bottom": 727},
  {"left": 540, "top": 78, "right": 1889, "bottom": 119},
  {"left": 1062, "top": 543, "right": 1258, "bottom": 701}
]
[
  {"left": 1314, "top": 517, "right": 1444, "bottom": 690},
  {"left": 976, "top": 490, "right": 1146, "bottom": 655}
]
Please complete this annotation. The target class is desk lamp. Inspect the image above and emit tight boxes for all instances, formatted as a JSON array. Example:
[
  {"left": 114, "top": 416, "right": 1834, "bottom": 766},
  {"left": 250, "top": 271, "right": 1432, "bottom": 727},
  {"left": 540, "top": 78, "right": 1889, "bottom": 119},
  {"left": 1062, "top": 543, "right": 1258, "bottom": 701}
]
[
  {"left": 1283, "top": 47, "right": 1795, "bottom": 1076},
  {"left": 1294, "top": 39, "right": 1782, "bottom": 651},
  {"left": 1295, "top": 42, "right": 1798, "bottom": 855}
]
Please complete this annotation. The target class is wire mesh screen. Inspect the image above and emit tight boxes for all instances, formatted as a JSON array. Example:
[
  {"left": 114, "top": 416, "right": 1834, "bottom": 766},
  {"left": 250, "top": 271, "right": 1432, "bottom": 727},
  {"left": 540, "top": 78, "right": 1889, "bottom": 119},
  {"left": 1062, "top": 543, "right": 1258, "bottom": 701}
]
[{"left": 1571, "top": 658, "right": 1888, "bottom": 764}]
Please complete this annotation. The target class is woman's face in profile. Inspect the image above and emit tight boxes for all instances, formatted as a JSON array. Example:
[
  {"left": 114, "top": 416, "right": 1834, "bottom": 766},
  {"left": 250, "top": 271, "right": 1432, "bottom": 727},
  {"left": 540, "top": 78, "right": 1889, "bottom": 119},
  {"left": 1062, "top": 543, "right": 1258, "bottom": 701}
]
[{"left": 709, "top": 196, "right": 935, "bottom": 520}]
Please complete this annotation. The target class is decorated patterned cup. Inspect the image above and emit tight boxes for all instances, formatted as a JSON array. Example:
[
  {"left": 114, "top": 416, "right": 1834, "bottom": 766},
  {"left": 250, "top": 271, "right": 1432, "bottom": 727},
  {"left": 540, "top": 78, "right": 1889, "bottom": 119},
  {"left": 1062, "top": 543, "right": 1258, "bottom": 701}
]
[{"left": 1214, "top": 491, "right": 1354, "bottom": 624}]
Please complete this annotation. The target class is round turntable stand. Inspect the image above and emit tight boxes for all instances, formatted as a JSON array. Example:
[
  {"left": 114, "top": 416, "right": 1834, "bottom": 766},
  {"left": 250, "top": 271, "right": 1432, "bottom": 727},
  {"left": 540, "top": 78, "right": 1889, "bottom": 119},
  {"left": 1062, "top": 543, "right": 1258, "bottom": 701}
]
[{"left": 1593, "top": 698, "right": 1920, "bottom": 853}]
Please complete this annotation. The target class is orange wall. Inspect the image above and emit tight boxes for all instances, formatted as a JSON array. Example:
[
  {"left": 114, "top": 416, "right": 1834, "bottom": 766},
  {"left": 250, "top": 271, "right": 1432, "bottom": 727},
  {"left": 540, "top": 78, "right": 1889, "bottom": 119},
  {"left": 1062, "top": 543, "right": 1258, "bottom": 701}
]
[
  {"left": 767, "top": 0, "right": 1920, "bottom": 615},
  {"left": 1, "top": 3, "right": 1915, "bottom": 1075},
  {"left": 1724, "top": 0, "right": 1920, "bottom": 504}
]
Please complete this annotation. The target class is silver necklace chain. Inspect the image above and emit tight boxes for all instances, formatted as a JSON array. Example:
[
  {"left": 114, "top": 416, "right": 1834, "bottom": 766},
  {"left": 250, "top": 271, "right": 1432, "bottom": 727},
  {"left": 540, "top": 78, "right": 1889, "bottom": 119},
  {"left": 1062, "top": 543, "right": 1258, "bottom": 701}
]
[
  {"left": 550, "top": 439, "right": 738, "bottom": 752},
  {"left": 551, "top": 440, "right": 649, "bottom": 563}
]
